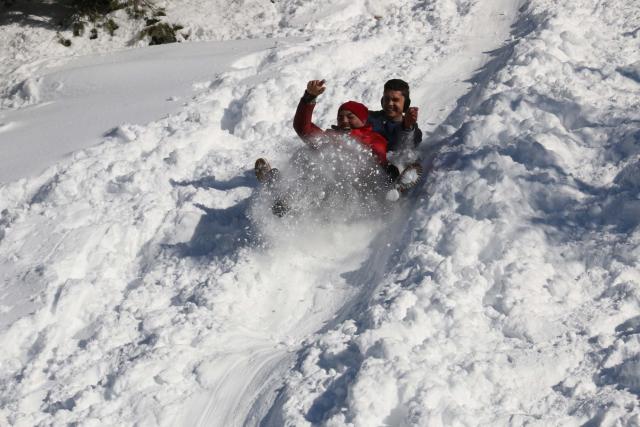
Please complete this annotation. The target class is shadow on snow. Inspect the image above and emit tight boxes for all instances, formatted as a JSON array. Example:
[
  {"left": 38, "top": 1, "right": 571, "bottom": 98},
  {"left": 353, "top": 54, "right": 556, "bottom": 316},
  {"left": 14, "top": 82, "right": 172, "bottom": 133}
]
[{"left": 165, "top": 172, "right": 257, "bottom": 259}]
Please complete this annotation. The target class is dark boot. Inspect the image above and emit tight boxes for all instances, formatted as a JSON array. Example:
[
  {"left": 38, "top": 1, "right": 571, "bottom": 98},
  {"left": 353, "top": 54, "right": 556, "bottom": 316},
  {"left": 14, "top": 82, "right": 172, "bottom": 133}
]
[
  {"left": 272, "top": 198, "right": 290, "bottom": 217},
  {"left": 255, "top": 158, "right": 272, "bottom": 183},
  {"left": 255, "top": 158, "right": 281, "bottom": 185},
  {"left": 396, "top": 162, "right": 423, "bottom": 192}
]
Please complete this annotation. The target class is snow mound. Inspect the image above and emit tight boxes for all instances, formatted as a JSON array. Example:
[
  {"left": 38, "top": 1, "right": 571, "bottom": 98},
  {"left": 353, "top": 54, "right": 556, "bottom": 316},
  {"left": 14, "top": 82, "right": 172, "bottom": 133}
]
[{"left": 1, "top": 0, "right": 639, "bottom": 426}]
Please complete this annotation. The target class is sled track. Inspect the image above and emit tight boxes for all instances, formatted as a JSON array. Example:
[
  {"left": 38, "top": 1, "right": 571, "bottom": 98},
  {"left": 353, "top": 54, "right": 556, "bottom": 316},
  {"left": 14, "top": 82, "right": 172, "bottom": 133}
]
[{"left": 203, "top": 1, "right": 526, "bottom": 425}]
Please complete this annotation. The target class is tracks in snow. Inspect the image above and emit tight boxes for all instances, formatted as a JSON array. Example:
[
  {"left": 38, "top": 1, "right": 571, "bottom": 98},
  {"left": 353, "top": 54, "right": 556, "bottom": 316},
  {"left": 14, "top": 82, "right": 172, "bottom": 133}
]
[{"left": 188, "top": 1, "right": 525, "bottom": 426}]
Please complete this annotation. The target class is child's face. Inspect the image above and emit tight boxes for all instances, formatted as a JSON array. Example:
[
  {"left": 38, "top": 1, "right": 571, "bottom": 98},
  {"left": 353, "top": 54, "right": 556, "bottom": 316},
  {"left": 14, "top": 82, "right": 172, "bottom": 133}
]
[
  {"left": 381, "top": 89, "right": 406, "bottom": 121},
  {"left": 336, "top": 109, "right": 365, "bottom": 130}
]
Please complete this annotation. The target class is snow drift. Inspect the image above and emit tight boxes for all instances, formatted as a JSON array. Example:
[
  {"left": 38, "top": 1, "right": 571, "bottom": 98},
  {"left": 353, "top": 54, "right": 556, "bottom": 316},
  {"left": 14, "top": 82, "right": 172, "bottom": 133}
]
[{"left": 1, "top": 0, "right": 639, "bottom": 426}]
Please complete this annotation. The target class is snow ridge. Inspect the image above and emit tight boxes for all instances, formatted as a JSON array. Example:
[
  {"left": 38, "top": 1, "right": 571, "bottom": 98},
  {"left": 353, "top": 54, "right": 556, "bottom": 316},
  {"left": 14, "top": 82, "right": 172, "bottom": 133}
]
[{"left": 1, "top": 0, "right": 639, "bottom": 426}]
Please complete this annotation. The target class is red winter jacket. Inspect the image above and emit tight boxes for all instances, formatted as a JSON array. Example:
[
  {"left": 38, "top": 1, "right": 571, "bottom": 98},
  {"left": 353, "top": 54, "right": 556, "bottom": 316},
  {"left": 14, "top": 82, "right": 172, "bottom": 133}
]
[{"left": 293, "top": 99, "right": 388, "bottom": 165}]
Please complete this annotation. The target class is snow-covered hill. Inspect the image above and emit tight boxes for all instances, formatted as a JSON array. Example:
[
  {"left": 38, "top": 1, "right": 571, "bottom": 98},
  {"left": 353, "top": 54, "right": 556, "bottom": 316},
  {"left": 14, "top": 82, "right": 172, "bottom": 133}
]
[{"left": 1, "top": 0, "right": 639, "bottom": 426}]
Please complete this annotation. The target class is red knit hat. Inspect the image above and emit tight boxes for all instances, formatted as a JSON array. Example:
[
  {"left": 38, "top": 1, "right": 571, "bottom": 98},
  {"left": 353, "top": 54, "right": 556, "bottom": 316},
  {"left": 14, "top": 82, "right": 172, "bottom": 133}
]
[{"left": 338, "top": 101, "right": 368, "bottom": 123}]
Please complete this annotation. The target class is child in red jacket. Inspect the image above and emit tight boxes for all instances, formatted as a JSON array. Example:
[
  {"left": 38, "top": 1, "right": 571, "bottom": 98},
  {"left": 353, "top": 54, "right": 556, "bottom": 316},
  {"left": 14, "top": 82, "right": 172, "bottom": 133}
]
[
  {"left": 292, "top": 80, "right": 388, "bottom": 166},
  {"left": 254, "top": 80, "right": 390, "bottom": 216},
  {"left": 256, "top": 80, "right": 387, "bottom": 184}
]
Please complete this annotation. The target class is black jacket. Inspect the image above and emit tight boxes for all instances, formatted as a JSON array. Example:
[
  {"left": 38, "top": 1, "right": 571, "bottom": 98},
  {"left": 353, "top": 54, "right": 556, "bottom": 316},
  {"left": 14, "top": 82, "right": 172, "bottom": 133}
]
[{"left": 368, "top": 110, "right": 423, "bottom": 151}]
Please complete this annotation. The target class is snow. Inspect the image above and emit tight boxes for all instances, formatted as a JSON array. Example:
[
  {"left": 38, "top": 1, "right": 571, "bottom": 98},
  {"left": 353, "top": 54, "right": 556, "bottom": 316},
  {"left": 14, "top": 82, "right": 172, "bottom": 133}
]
[
  {"left": 0, "top": 38, "right": 279, "bottom": 183},
  {"left": 1, "top": 0, "right": 640, "bottom": 426}
]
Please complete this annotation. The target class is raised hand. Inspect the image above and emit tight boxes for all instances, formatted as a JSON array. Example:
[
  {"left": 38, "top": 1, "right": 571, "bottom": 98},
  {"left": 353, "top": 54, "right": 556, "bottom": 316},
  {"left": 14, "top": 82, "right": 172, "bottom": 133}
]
[
  {"left": 306, "top": 79, "right": 326, "bottom": 97},
  {"left": 403, "top": 106, "right": 419, "bottom": 129}
]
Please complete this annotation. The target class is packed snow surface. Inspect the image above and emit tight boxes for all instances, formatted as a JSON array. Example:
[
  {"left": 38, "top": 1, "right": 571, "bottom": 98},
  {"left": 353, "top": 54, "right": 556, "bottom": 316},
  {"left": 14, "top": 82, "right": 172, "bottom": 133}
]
[
  {"left": 0, "top": 38, "right": 279, "bottom": 183},
  {"left": 1, "top": 0, "right": 640, "bottom": 426}
]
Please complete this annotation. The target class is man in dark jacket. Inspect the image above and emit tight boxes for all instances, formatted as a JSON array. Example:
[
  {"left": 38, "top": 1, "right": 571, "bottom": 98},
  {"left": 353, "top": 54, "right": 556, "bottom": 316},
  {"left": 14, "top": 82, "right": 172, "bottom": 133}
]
[
  {"left": 368, "top": 78, "right": 422, "bottom": 149},
  {"left": 368, "top": 79, "right": 423, "bottom": 196}
]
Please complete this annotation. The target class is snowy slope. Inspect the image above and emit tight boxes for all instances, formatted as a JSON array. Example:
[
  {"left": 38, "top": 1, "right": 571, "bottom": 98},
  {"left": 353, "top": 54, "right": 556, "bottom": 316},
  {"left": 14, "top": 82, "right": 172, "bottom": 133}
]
[
  {"left": 273, "top": 2, "right": 640, "bottom": 426},
  {"left": 1, "top": 0, "right": 640, "bottom": 426},
  {"left": 0, "top": 38, "right": 279, "bottom": 183}
]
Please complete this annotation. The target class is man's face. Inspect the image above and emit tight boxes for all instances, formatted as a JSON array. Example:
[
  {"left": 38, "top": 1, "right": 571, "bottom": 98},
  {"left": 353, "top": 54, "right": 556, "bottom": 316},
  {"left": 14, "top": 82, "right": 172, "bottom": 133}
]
[
  {"left": 337, "top": 109, "right": 365, "bottom": 130},
  {"left": 381, "top": 89, "right": 406, "bottom": 121}
]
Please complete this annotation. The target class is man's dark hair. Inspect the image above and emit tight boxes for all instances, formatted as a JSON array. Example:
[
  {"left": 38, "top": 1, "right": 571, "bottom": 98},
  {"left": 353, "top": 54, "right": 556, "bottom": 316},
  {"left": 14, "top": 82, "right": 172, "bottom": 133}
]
[
  {"left": 384, "top": 79, "right": 410, "bottom": 94},
  {"left": 383, "top": 79, "right": 411, "bottom": 111}
]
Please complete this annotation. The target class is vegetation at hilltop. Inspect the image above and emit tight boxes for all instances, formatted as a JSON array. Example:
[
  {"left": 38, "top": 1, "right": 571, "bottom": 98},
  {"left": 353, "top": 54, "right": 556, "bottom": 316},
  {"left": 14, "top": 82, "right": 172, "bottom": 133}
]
[{"left": 1, "top": 0, "right": 184, "bottom": 46}]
